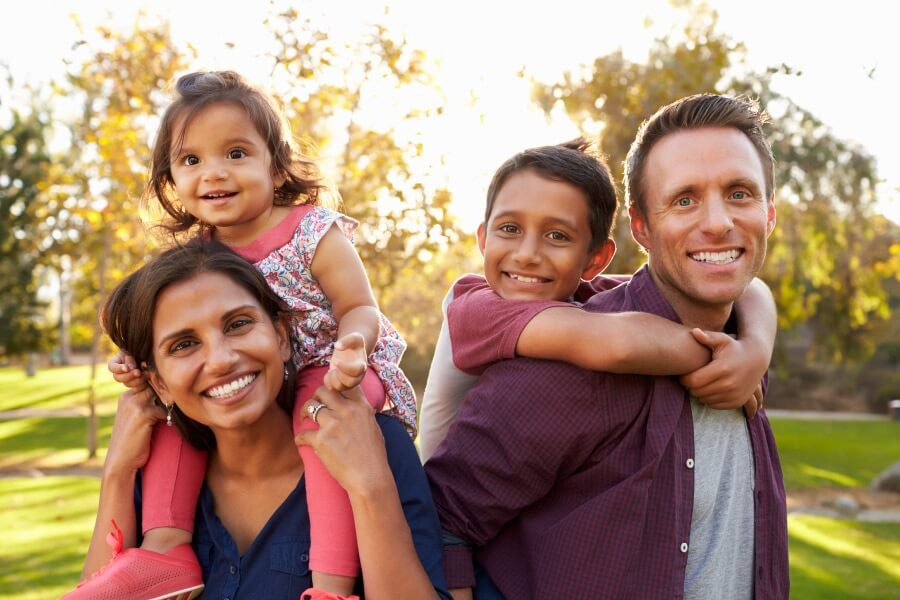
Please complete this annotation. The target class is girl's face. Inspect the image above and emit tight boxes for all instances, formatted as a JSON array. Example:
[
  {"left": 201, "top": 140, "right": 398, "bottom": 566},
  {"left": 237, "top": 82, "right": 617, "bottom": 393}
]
[
  {"left": 149, "top": 271, "right": 292, "bottom": 434},
  {"left": 169, "top": 101, "right": 287, "bottom": 246}
]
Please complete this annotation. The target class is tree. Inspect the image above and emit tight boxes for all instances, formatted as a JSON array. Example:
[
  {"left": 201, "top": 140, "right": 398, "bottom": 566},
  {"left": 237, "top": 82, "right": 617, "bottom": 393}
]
[
  {"left": 532, "top": 1, "right": 897, "bottom": 370},
  {"left": 265, "top": 6, "right": 470, "bottom": 346},
  {"left": 58, "top": 16, "right": 189, "bottom": 455},
  {"left": 0, "top": 83, "right": 53, "bottom": 360}
]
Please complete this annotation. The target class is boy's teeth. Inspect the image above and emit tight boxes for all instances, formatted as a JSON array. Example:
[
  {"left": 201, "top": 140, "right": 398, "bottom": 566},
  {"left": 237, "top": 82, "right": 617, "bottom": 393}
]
[
  {"left": 207, "top": 374, "right": 256, "bottom": 398},
  {"left": 509, "top": 273, "right": 542, "bottom": 283},
  {"left": 691, "top": 249, "right": 740, "bottom": 264}
]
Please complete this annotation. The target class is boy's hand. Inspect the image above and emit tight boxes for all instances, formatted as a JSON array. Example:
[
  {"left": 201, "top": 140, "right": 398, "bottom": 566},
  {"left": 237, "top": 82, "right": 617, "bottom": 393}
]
[
  {"left": 742, "top": 383, "right": 764, "bottom": 419},
  {"left": 108, "top": 350, "right": 146, "bottom": 388},
  {"left": 325, "top": 333, "right": 368, "bottom": 392},
  {"left": 679, "top": 329, "right": 766, "bottom": 410}
]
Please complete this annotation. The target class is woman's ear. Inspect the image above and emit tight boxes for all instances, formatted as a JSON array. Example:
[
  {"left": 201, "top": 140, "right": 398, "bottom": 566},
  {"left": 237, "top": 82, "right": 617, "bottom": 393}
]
[{"left": 147, "top": 370, "right": 171, "bottom": 406}]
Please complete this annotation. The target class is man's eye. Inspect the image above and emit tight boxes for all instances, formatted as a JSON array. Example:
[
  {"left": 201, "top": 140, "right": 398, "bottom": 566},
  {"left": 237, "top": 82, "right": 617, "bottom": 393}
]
[
  {"left": 677, "top": 197, "right": 693, "bottom": 207},
  {"left": 228, "top": 149, "right": 247, "bottom": 160},
  {"left": 184, "top": 155, "right": 200, "bottom": 166},
  {"left": 732, "top": 191, "right": 747, "bottom": 200}
]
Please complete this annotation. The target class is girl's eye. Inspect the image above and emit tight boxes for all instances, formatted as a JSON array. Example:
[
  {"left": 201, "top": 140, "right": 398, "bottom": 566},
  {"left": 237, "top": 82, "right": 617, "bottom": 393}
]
[
  {"left": 677, "top": 197, "right": 693, "bottom": 207},
  {"left": 228, "top": 149, "right": 247, "bottom": 160},
  {"left": 184, "top": 155, "right": 200, "bottom": 166}
]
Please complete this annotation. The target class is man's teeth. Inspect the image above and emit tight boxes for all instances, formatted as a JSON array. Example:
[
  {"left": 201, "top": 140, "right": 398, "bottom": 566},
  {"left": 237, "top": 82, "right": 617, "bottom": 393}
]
[
  {"left": 206, "top": 374, "right": 256, "bottom": 398},
  {"left": 508, "top": 273, "right": 543, "bottom": 283},
  {"left": 691, "top": 250, "right": 740, "bottom": 264}
]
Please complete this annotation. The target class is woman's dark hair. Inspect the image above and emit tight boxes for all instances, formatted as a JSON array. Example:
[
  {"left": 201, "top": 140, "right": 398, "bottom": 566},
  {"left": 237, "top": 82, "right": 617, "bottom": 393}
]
[
  {"left": 484, "top": 138, "right": 618, "bottom": 251},
  {"left": 101, "top": 239, "right": 297, "bottom": 451},
  {"left": 145, "top": 71, "right": 329, "bottom": 241}
]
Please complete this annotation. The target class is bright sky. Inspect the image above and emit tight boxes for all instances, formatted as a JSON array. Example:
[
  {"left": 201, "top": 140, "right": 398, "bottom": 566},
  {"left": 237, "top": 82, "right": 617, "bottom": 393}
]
[{"left": 4, "top": 0, "right": 898, "bottom": 228}]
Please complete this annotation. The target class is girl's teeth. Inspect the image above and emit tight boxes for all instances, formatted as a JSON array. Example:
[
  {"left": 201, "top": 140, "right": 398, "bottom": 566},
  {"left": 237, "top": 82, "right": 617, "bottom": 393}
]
[{"left": 207, "top": 374, "right": 256, "bottom": 398}]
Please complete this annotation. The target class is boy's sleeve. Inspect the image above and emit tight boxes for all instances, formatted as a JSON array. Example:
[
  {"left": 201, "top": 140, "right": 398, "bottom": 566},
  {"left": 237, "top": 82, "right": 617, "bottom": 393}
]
[
  {"left": 447, "top": 274, "right": 568, "bottom": 375},
  {"left": 418, "top": 285, "right": 479, "bottom": 463}
]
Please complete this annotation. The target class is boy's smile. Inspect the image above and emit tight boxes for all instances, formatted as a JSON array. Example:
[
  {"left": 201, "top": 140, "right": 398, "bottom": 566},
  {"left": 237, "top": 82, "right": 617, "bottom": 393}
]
[{"left": 478, "top": 169, "right": 611, "bottom": 302}]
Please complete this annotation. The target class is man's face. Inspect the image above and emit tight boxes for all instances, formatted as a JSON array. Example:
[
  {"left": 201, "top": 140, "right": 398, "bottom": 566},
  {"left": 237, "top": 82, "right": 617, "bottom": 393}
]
[{"left": 630, "top": 127, "right": 776, "bottom": 316}]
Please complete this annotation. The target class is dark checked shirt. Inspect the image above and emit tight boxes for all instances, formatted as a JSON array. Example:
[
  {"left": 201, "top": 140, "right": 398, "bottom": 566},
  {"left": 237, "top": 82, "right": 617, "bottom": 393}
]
[{"left": 425, "top": 266, "right": 789, "bottom": 599}]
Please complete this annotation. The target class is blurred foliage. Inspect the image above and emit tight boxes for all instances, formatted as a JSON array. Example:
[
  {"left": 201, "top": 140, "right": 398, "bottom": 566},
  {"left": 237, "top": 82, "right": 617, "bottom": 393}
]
[
  {"left": 532, "top": 1, "right": 899, "bottom": 377},
  {"left": 0, "top": 74, "right": 54, "bottom": 358}
]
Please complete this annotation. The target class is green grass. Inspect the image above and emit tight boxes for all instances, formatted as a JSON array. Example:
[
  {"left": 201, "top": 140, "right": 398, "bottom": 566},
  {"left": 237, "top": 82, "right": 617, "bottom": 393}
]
[
  {"left": 0, "top": 416, "right": 114, "bottom": 469},
  {"left": 0, "top": 476, "right": 99, "bottom": 599},
  {"left": 770, "top": 418, "right": 900, "bottom": 489},
  {"left": 789, "top": 514, "right": 900, "bottom": 599},
  {"left": 0, "top": 365, "right": 120, "bottom": 413}
]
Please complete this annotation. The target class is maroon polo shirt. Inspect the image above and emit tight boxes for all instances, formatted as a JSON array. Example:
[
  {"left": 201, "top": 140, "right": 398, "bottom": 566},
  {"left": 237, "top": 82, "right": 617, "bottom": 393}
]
[{"left": 425, "top": 266, "right": 789, "bottom": 599}]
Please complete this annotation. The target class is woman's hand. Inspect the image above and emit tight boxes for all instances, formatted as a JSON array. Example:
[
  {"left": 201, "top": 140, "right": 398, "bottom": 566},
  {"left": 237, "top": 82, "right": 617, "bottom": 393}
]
[
  {"left": 295, "top": 385, "right": 388, "bottom": 495},
  {"left": 104, "top": 384, "right": 166, "bottom": 477},
  {"left": 108, "top": 349, "right": 147, "bottom": 388}
]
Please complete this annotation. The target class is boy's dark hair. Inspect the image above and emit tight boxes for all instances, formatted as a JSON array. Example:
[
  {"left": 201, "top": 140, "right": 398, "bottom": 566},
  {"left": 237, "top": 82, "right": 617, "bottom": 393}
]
[
  {"left": 101, "top": 239, "right": 297, "bottom": 451},
  {"left": 146, "top": 71, "right": 328, "bottom": 239},
  {"left": 484, "top": 138, "right": 618, "bottom": 250},
  {"left": 625, "top": 93, "right": 774, "bottom": 218}
]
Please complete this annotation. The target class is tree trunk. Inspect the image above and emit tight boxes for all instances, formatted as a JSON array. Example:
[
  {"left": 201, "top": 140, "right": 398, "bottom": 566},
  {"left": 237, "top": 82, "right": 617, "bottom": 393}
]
[
  {"left": 86, "top": 227, "right": 110, "bottom": 459},
  {"left": 59, "top": 255, "right": 72, "bottom": 365}
]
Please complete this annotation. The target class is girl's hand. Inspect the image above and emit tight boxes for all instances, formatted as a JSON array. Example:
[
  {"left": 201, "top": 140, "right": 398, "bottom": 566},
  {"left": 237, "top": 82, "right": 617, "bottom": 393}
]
[
  {"left": 325, "top": 333, "right": 368, "bottom": 392},
  {"left": 108, "top": 350, "right": 146, "bottom": 388},
  {"left": 295, "top": 385, "right": 387, "bottom": 494},
  {"left": 679, "top": 329, "right": 767, "bottom": 410},
  {"left": 104, "top": 384, "right": 166, "bottom": 477}
]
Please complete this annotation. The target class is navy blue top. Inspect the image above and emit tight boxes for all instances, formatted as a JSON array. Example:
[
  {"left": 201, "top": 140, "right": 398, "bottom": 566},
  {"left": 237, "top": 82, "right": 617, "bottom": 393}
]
[{"left": 137, "top": 414, "right": 450, "bottom": 599}]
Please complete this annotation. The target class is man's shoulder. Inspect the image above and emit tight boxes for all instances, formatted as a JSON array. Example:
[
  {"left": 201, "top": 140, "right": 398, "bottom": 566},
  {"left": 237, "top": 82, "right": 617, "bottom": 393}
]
[{"left": 475, "top": 357, "right": 598, "bottom": 401}]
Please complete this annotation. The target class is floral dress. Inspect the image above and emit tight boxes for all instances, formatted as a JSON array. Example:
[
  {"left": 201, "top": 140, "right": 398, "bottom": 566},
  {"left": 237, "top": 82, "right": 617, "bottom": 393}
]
[{"left": 243, "top": 204, "right": 418, "bottom": 436}]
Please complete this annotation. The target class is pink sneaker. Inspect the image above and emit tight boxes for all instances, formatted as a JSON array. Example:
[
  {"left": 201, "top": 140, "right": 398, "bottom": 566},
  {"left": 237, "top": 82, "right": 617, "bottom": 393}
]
[
  {"left": 62, "top": 520, "right": 204, "bottom": 600},
  {"left": 300, "top": 588, "right": 360, "bottom": 600}
]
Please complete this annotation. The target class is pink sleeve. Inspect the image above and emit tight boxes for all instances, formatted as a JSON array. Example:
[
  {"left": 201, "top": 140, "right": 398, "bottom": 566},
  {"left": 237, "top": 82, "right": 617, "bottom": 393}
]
[{"left": 446, "top": 274, "right": 569, "bottom": 375}]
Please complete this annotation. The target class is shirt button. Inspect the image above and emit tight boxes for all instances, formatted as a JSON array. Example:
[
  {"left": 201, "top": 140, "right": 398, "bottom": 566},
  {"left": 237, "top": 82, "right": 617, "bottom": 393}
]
[
  {"left": 680, "top": 542, "right": 689, "bottom": 553},
  {"left": 685, "top": 458, "right": 694, "bottom": 469},
  {"left": 229, "top": 565, "right": 237, "bottom": 575}
]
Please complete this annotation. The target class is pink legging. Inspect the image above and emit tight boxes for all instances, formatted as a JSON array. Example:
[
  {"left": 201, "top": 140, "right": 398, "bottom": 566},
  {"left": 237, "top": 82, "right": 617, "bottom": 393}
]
[{"left": 142, "top": 365, "right": 386, "bottom": 577}]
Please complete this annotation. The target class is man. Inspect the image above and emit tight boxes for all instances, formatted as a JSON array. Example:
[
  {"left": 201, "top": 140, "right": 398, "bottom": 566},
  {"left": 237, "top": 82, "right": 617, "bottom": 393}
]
[{"left": 425, "top": 94, "right": 789, "bottom": 599}]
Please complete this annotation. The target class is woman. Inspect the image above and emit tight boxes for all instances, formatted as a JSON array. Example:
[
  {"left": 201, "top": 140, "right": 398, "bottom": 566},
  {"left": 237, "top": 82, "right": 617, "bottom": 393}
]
[{"left": 68, "top": 240, "right": 449, "bottom": 599}]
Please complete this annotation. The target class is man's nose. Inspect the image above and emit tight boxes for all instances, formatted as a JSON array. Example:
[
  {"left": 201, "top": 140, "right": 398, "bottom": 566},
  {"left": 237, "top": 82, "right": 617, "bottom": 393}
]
[{"left": 700, "top": 197, "right": 735, "bottom": 237}]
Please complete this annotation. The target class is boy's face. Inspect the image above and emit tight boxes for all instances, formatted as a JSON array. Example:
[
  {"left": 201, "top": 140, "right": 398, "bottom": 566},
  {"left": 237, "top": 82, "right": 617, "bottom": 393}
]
[{"left": 478, "top": 169, "right": 614, "bottom": 301}]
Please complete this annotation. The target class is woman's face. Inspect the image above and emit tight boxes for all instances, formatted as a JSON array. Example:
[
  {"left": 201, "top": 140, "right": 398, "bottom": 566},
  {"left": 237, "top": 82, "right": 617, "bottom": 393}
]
[{"left": 148, "top": 271, "right": 291, "bottom": 433}]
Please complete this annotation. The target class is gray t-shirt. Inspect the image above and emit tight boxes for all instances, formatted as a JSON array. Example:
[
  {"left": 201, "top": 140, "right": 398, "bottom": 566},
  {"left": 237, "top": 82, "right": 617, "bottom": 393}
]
[{"left": 684, "top": 399, "right": 755, "bottom": 600}]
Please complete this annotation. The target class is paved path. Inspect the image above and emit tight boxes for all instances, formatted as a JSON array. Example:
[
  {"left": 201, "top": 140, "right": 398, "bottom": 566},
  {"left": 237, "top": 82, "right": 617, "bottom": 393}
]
[{"left": 766, "top": 409, "right": 891, "bottom": 421}]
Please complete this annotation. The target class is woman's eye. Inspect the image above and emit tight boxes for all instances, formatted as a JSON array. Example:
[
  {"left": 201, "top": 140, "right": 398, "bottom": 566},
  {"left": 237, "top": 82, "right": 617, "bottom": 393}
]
[
  {"left": 170, "top": 339, "right": 194, "bottom": 353},
  {"left": 184, "top": 155, "right": 200, "bottom": 166},
  {"left": 228, "top": 149, "right": 247, "bottom": 160},
  {"left": 228, "top": 318, "right": 253, "bottom": 332}
]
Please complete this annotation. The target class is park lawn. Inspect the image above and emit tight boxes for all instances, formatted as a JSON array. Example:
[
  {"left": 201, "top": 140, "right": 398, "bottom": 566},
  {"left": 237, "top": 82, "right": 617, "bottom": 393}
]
[
  {"left": 0, "top": 365, "right": 120, "bottom": 414},
  {"left": 0, "top": 476, "right": 99, "bottom": 599},
  {"left": 0, "top": 416, "right": 114, "bottom": 470},
  {"left": 769, "top": 417, "right": 900, "bottom": 489}
]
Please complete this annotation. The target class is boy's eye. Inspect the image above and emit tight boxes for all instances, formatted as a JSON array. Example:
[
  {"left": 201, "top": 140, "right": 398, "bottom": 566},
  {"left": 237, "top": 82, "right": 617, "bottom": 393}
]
[
  {"left": 183, "top": 155, "right": 200, "bottom": 166},
  {"left": 227, "top": 148, "right": 247, "bottom": 160},
  {"left": 498, "top": 224, "right": 519, "bottom": 234},
  {"left": 547, "top": 231, "right": 570, "bottom": 241}
]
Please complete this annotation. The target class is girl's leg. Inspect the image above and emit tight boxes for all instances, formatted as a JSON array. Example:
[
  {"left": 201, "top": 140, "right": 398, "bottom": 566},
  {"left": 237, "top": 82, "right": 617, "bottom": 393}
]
[
  {"left": 141, "top": 421, "right": 207, "bottom": 551},
  {"left": 295, "top": 366, "right": 386, "bottom": 595}
]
